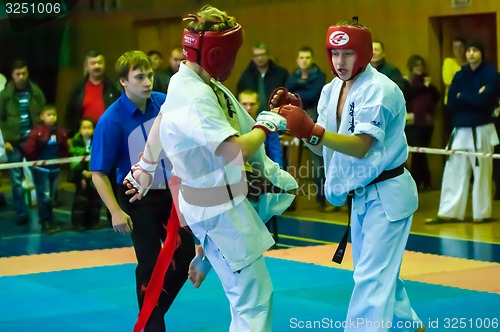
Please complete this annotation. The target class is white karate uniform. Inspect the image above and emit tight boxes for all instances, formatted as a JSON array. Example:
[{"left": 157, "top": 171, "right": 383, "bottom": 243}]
[
  {"left": 317, "top": 64, "right": 421, "bottom": 332},
  {"left": 159, "top": 63, "right": 296, "bottom": 331},
  {"left": 438, "top": 123, "right": 499, "bottom": 220}
]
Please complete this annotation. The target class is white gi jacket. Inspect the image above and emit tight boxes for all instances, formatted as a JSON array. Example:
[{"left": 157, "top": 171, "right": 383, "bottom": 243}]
[
  {"left": 317, "top": 64, "right": 418, "bottom": 221},
  {"left": 159, "top": 63, "right": 297, "bottom": 271}
]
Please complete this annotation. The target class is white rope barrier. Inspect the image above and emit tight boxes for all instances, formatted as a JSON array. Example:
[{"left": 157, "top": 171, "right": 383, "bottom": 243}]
[
  {"left": 0, "top": 155, "right": 89, "bottom": 170},
  {"left": 0, "top": 146, "right": 499, "bottom": 171},
  {"left": 408, "top": 146, "right": 500, "bottom": 159}
]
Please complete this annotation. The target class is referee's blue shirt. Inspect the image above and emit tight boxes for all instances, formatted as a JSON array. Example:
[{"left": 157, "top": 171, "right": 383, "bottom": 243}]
[{"left": 90, "top": 91, "right": 166, "bottom": 185}]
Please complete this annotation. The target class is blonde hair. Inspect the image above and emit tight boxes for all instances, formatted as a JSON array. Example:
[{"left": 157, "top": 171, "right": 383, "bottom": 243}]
[
  {"left": 183, "top": 5, "right": 237, "bottom": 33},
  {"left": 336, "top": 17, "right": 370, "bottom": 31},
  {"left": 115, "top": 50, "right": 152, "bottom": 80}
]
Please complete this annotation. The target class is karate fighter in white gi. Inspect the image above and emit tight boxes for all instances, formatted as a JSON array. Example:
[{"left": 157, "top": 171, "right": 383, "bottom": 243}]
[
  {"left": 270, "top": 18, "right": 425, "bottom": 332},
  {"left": 124, "top": 5, "right": 297, "bottom": 332}
]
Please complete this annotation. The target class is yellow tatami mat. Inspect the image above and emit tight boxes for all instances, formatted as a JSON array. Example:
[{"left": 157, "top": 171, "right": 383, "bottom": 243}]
[
  {"left": 265, "top": 244, "right": 500, "bottom": 294},
  {"left": 2, "top": 244, "right": 498, "bottom": 294}
]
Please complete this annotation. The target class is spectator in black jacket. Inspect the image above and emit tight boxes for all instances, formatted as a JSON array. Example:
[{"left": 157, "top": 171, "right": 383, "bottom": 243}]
[
  {"left": 65, "top": 50, "right": 120, "bottom": 136},
  {"left": 147, "top": 50, "right": 171, "bottom": 94},
  {"left": 371, "top": 41, "right": 409, "bottom": 98},
  {"left": 237, "top": 43, "right": 288, "bottom": 114},
  {"left": 285, "top": 47, "right": 333, "bottom": 212},
  {"left": 164, "top": 46, "right": 184, "bottom": 83}
]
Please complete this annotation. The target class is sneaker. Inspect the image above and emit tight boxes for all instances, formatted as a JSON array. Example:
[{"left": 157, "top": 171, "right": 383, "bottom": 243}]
[
  {"left": 425, "top": 216, "right": 451, "bottom": 225},
  {"left": 72, "top": 224, "right": 86, "bottom": 232},
  {"left": 42, "top": 222, "right": 61, "bottom": 234},
  {"left": 473, "top": 218, "right": 493, "bottom": 223}
]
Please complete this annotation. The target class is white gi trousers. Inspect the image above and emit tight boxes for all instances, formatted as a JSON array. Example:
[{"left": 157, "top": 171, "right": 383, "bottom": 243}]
[
  {"left": 438, "top": 123, "right": 499, "bottom": 220},
  {"left": 203, "top": 235, "right": 273, "bottom": 332},
  {"left": 345, "top": 186, "right": 421, "bottom": 332}
]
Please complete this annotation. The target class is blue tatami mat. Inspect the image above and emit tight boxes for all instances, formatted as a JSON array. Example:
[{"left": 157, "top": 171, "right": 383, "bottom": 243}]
[{"left": 1, "top": 258, "right": 499, "bottom": 331}]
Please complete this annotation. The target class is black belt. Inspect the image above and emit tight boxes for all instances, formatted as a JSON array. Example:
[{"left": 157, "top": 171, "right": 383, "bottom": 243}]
[
  {"left": 332, "top": 164, "right": 405, "bottom": 264},
  {"left": 446, "top": 126, "right": 479, "bottom": 166}
]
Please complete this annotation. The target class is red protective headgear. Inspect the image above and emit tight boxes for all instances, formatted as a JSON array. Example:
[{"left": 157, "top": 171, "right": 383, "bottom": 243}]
[
  {"left": 325, "top": 25, "right": 372, "bottom": 80},
  {"left": 182, "top": 24, "right": 243, "bottom": 82}
]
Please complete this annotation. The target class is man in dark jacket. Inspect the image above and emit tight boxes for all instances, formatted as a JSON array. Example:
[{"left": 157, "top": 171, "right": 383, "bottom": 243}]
[
  {"left": 285, "top": 47, "right": 332, "bottom": 212},
  {"left": 0, "top": 60, "right": 46, "bottom": 225},
  {"left": 371, "top": 41, "right": 409, "bottom": 98},
  {"left": 237, "top": 43, "right": 288, "bottom": 115},
  {"left": 65, "top": 50, "right": 120, "bottom": 136}
]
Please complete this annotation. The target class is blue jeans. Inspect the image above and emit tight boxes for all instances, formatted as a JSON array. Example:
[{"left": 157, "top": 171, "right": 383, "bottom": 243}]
[
  {"left": 6, "top": 146, "right": 29, "bottom": 218},
  {"left": 33, "top": 168, "right": 59, "bottom": 224}
]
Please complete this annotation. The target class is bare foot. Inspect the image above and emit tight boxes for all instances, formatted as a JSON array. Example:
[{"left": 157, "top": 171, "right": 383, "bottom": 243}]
[
  {"left": 188, "top": 262, "right": 206, "bottom": 288},
  {"left": 188, "top": 246, "right": 211, "bottom": 288}
]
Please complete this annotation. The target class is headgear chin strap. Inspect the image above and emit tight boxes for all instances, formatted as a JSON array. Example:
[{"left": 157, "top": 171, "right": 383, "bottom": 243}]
[
  {"left": 325, "top": 25, "right": 372, "bottom": 80},
  {"left": 182, "top": 24, "right": 243, "bottom": 82}
]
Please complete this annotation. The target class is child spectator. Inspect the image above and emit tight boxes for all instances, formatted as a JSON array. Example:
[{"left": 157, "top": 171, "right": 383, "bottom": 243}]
[
  {"left": 69, "top": 118, "right": 102, "bottom": 230},
  {"left": 24, "top": 104, "right": 68, "bottom": 233}
]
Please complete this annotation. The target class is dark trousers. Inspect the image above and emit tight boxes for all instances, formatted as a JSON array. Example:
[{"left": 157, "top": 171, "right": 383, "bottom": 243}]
[
  {"left": 405, "top": 124, "right": 434, "bottom": 189},
  {"left": 71, "top": 180, "right": 102, "bottom": 228},
  {"left": 117, "top": 187, "right": 195, "bottom": 332},
  {"left": 6, "top": 145, "right": 29, "bottom": 218},
  {"left": 33, "top": 168, "right": 59, "bottom": 224}
]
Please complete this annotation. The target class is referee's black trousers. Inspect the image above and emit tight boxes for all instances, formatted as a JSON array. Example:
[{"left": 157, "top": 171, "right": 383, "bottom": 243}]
[{"left": 117, "top": 186, "right": 195, "bottom": 332}]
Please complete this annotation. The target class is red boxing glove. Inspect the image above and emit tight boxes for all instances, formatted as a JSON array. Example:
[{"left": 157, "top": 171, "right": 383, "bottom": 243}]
[
  {"left": 278, "top": 105, "right": 325, "bottom": 145},
  {"left": 268, "top": 87, "right": 303, "bottom": 109}
]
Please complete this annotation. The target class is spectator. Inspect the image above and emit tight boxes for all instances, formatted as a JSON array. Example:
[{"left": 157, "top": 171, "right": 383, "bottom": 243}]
[
  {"left": 371, "top": 40, "right": 409, "bottom": 97},
  {"left": 442, "top": 38, "right": 466, "bottom": 105},
  {"left": 65, "top": 50, "right": 120, "bottom": 136},
  {"left": 0, "top": 59, "right": 46, "bottom": 225},
  {"left": 428, "top": 40, "right": 500, "bottom": 224},
  {"left": 285, "top": 46, "right": 331, "bottom": 211},
  {"left": 238, "top": 90, "right": 284, "bottom": 168},
  {"left": 147, "top": 50, "right": 171, "bottom": 93},
  {"left": 237, "top": 43, "right": 288, "bottom": 114},
  {"left": 164, "top": 46, "right": 184, "bottom": 83},
  {"left": 0, "top": 72, "right": 6, "bottom": 91},
  {"left": 24, "top": 104, "right": 68, "bottom": 233},
  {"left": 405, "top": 54, "right": 440, "bottom": 191},
  {"left": 69, "top": 118, "right": 101, "bottom": 231}
]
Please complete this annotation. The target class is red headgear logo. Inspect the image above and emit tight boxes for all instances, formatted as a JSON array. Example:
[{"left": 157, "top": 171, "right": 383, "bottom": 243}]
[
  {"left": 329, "top": 31, "right": 349, "bottom": 46},
  {"left": 183, "top": 34, "right": 196, "bottom": 45}
]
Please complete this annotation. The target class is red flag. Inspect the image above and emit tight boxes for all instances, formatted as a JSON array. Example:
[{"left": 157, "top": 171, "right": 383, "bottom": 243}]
[{"left": 134, "top": 176, "right": 182, "bottom": 332}]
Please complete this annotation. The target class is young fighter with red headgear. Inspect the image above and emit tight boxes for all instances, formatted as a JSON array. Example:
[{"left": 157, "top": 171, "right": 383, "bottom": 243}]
[
  {"left": 124, "top": 5, "right": 297, "bottom": 332},
  {"left": 270, "top": 18, "right": 425, "bottom": 332}
]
